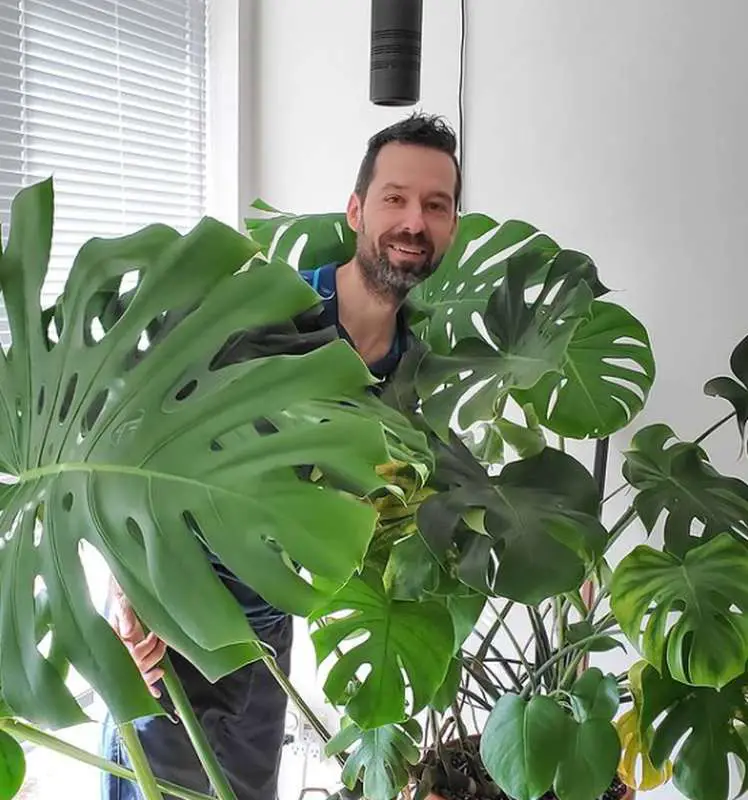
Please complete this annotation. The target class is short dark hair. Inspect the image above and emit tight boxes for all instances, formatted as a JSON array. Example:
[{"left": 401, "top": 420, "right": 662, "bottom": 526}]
[{"left": 354, "top": 112, "right": 461, "bottom": 206}]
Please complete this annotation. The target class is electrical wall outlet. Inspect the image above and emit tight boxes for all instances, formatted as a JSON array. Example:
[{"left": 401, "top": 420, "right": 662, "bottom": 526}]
[{"left": 300, "top": 720, "right": 324, "bottom": 761}]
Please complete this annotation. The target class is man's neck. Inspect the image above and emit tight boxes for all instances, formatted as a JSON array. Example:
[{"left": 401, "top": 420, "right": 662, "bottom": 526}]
[{"left": 335, "top": 259, "right": 400, "bottom": 366}]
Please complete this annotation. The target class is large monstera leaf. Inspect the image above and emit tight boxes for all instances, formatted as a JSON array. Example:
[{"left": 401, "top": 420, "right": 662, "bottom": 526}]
[
  {"left": 310, "top": 571, "right": 454, "bottom": 729},
  {"left": 611, "top": 533, "right": 748, "bottom": 688},
  {"left": 0, "top": 179, "right": 398, "bottom": 729},
  {"left": 417, "top": 435, "right": 608, "bottom": 604},
  {"left": 244, "top": 200, "right": 355, "bottom": 269},
  {"left": 622, "top": 424, "right": 748, "bottom": 556},
  {"left": 635, "top": 661, "right": 748, "bottom": 800},
  {"left": 705, "top": 333, "right": 748, "bottom": 454},
  {"left": 415, "top": 249, "right": 600, "bottom": 437},
  {"left": 513, "top": 300, "right": 655, "bottom": 439}
]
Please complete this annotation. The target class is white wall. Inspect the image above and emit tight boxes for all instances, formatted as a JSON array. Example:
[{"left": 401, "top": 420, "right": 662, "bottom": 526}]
[{"left": 251, "top": 2, "right": 748, "bottom": 798}]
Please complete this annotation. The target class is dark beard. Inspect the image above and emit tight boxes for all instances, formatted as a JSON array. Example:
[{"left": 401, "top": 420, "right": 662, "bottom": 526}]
[{"left": 356, "top": 231, "right": 439, "bottom": 302}]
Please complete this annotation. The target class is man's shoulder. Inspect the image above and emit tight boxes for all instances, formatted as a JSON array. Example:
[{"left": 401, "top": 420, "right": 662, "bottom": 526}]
[{"left": 298, "top": 263, "right": 337, "bottom": 298}]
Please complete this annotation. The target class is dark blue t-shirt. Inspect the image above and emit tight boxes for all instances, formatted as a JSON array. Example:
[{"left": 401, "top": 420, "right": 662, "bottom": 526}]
[{"left": 211, "top": 262, "right": 409, "bottom": 630}]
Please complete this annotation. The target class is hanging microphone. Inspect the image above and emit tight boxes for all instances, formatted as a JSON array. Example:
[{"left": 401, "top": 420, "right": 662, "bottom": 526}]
[{"left": 369, "top": 0, "right": 423, "bottom": 106}]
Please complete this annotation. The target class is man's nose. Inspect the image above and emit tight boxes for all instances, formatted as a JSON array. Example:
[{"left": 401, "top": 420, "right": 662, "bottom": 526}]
[{"left": 401, "top": 202, "right": 426, "bottom": 233}]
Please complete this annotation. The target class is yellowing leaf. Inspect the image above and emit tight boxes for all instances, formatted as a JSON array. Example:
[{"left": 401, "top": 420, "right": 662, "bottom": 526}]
[{"left": 616, "top": 703, "right": 672, "bottom": 790}]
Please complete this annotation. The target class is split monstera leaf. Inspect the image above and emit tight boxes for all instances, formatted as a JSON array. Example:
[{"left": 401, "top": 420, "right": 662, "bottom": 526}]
[{"left": 0, "top": 179, "right": 430, "bottom": 730}]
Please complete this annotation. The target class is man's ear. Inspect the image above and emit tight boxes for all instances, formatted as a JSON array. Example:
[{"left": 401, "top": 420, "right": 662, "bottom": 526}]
[{"left": 346, "top": 192, "right": 363, "bottom": 233}]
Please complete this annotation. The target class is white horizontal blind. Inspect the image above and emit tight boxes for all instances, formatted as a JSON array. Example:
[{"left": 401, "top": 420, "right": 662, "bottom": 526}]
[{"left": 0, "top": 0, "right": 207, "bottom": 343}]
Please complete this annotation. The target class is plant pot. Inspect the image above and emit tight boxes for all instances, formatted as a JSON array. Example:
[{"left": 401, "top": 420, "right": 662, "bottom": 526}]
[{"left": 414, "top": 733, "right": 636, "bottom": 800}]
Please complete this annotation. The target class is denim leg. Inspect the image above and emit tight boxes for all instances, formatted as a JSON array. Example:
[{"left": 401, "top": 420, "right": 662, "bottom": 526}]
[{"left": 100, "top": 705, "right": 209, "bottom": 799}]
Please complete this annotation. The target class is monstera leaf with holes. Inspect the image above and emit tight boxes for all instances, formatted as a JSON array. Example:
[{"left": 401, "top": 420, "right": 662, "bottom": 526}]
[
  {"left": 622, "top": 424, "right": 748, "bottom": 557},
  {"left": 244, "top": 200, "right": 356, "bottom": 269},
  {"left": 611, "top": 533, "right": 748, "bottom": 688},
  {"left": 513, "top": 300, "right": 655, "bottom": 439},
  {"left": 0, "top": 179, "right": 416, "bottom": 729},
  {"left": 414, "top": 249, "right": 601, "bottom": 436},
  {"left": 634, "top": 661, "right": 748, "bottom": 800},
  {"left": 416, "top": 434, "right": 608, "bottom": 604},
  {"left": 325, "top": 718, "right": 422, "bottom": 800},
  {"left": 705, "top": 333, "right": 748, "bottom": 453},
  {"left": 310, "top": 571, "right": 454, "bottom": 729},
  {"left": 407, "top": 214, "right": 561, "bottom": 354}
]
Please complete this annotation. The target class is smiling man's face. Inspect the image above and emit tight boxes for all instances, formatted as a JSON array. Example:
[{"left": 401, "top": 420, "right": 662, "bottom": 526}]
[{"left": 347, "top": 141, "right": 458, "bottom": 301}]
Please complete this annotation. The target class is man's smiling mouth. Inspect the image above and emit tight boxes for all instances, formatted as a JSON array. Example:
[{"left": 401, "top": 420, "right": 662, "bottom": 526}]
[{"left": 389, "top": 244, "right": 425, "bottom": 256}]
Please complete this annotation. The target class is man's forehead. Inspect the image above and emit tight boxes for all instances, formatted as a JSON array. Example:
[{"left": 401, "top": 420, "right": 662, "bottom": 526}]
[{"left": 370, "top": 142, "right": 457, "bottom": 194}]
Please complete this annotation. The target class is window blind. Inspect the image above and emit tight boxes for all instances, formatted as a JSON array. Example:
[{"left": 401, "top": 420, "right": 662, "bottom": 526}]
[{"left": 0, "top": 0, "right": 207, "bottom": 344}]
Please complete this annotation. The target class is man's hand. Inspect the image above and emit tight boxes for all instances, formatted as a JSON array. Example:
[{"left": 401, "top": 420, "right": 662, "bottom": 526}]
[{"left": 110, "top": 586, "right": 167, "bottom": 698}]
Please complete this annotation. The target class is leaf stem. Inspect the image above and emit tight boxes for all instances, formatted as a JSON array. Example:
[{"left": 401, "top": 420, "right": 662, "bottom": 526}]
[
  {"left": 261, "top": 653, "right": 346, "bottom": 769},
  {"left": 0, "top": 719, "right": 212, "bottom": 800},
  {"left": 118, "top": 722, "right": 163, "bottom": 799},
  {"left": 553, "top": 597, "right": 565, "bottom": 690},
  {"left": 488, "top": 599, "right": 536, "bottom": 693},
  {"left": 604, "top": 506, "right": 638, "bottom": 553},
  {"left": 520, "top": 630, "right": 621, "bottom": 699},
  {"left": 695, "top": 411, "right": 736, "bottom": 445},
  {"left": 161, "top": 656, "right": 237, "bottom": 800}
]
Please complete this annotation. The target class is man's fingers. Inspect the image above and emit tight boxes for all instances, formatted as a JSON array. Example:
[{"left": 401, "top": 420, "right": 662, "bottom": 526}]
[
  {"left": 131, "top": 635, "right": 167, "bottom": 674},
  {"left": 143, "top": 669, "right": 165, "bottom": 698},
  {"left": 117, "top": 606, "right": 144, "bottom": 644},
  {"left": 129, "top": 632, "right": 165, "bottom": 670}
]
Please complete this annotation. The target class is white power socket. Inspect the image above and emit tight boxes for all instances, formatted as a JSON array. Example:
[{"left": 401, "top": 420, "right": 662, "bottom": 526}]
[{"left": 299, "top": 720, "right": 324, "bottom": 761}]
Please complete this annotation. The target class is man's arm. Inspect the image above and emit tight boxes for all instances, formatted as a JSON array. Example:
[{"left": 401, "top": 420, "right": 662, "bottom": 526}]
[{"left": 108, "top": 576, "right": 167, "bottom": 698}]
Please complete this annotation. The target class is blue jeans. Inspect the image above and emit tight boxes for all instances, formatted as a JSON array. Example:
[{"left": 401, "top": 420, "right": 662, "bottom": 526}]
[{"left": 100, "top": 615, "right": 292, "bottom": 799}]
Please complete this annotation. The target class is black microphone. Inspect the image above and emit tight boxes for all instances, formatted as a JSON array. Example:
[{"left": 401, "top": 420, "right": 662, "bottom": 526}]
[{"left": 369, "top": 0, "right": 423, "bottom": 106}]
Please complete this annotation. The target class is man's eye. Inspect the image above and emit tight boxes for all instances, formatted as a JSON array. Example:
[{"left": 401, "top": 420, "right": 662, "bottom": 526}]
[
  {"left": 427, "top": 202, "right": 448, "bottom": 213},
  {"left": 385, "top": 195, "right": 402, "bottom": 204}
]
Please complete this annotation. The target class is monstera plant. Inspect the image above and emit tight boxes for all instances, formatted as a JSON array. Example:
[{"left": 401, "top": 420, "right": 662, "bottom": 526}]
[
  {"left": 0, "top": 177, "right": 744, "bottom": 800},
  {"left": 242, "top": 201, "right": 748, "bottom": 800}
]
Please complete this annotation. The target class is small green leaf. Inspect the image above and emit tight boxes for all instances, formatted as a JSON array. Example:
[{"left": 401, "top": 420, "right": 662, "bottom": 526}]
[
  {"left": 569, "top": 668, "right": 619, "bottom": 722},
  {"left": 446, "top": 592, "right": 486, "bottom": 653},
  {"left": 311, "top": 573, "right": 454, "bottom": 729},
  {"left": 622, "top": 424, "right": 748, "bottom": 556},
  {"left": 0, "top": 730, "right": 25, "bottom": 799},
  {"left": 611, "top": 533, "right": 748, "bottom": 688},
  {"left": 382, "top": 534, "right": 440, "bottom": 601},
  {"left": 326, "top": 720, "right": 421, "bottom": 800},
  {"left": 495, "top": 412, "right": 547, "bottom": 460},
  {"left": 566, "top": 622, "right": 624, "bottom": 654},
  {"left": 480, "top": 694, "right": 568, "bottom": 800},
  {"left": 432, "top": 656, "right": 462, "bottom": 713},
  {"left": 705, "top": 334, "right": 748, "bottom": 453}
]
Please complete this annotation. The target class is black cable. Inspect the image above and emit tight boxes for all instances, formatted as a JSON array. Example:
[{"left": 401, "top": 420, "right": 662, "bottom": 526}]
[{"left": 457, "top": 0, "right": 467, "bottom": 212}]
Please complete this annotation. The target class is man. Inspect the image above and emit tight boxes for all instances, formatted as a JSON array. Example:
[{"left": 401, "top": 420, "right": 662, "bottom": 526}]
[{"left": 101, "top": 111, "right": 461, "bottom": 799}]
